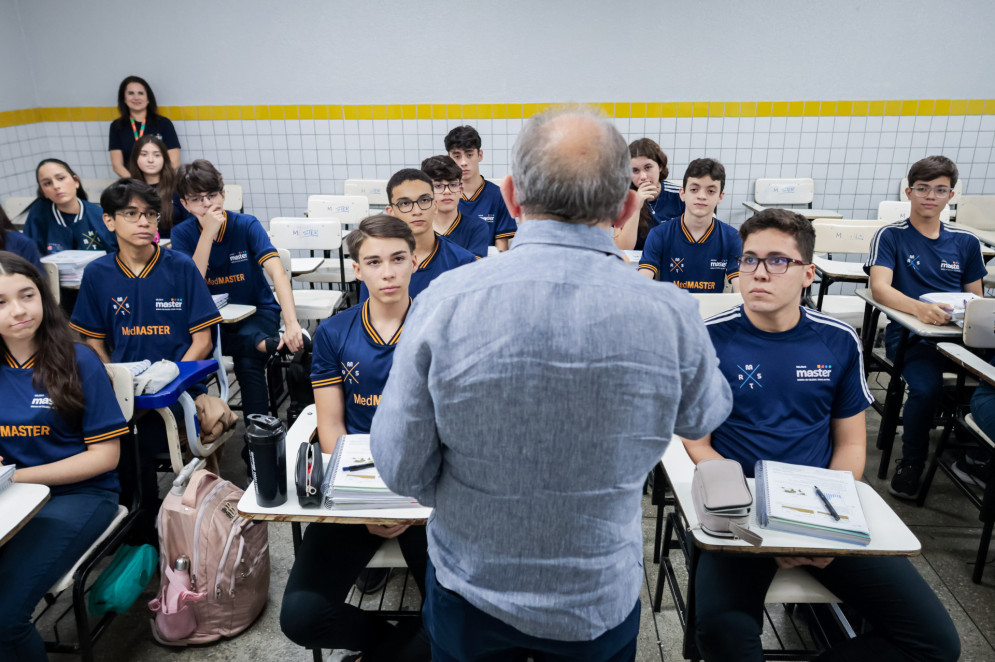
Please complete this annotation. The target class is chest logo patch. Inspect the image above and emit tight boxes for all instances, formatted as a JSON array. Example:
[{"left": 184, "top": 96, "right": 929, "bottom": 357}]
[
  {"left": 906, "top": 253, "right": 921, "bottom": 272},
  {"left": 737, "top": 363, "right": 762, "bottom": 389},
  {"left": 155, "top": 297, "right": 184, "bottom": 311},
  {"left": 112, "top": 296, "right": 132, "bottom": 316},
  {"left": 796, "top": 364, "right": 833, "bottom": 382},
  {"left": 710, "top": 259, "right": 728, "bottom": 270},
  {"left": 940, "top": 260, "right": 961, "bottom": 272},
  {"left": 670, "top": 257, "right": 686, "bottom": 273},
  {"left": 341, "top": 361, "right": 360, "bottom": 385},
  {"left": 478, "top": 214, "right": 495, "bottom": 224},
  {"left": 229, "top": 251, "right": 248, "bottom": 263},
  {"left": 31, "top": 394, "right": 53, "bottom": 409}
]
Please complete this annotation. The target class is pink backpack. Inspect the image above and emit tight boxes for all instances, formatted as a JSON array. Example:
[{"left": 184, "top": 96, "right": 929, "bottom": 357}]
[{"left": 148, "top": 470, "right": 269, "bottom": 645}]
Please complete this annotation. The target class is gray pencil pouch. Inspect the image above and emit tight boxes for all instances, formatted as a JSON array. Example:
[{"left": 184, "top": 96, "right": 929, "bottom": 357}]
[{"left": 691, "top": 458, "right": 762, "bottom": 545}]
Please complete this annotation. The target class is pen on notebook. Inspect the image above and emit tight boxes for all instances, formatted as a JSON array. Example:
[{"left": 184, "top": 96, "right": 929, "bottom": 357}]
[
  {"left": 814, "top": 485, "right": 841, "bottom": 521},
  {"left": 342, "top": 462, "right": 375, "bottom": 472}
]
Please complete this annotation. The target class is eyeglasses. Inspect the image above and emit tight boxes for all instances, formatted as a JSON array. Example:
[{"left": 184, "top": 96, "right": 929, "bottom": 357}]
[
  {"left": 184, "top": 190, "right": 222, "bottom": 205},
  {"left": 115, "top": 209, "right": 160, "bottom": 224},
  {"left": 909, "top": 185, "right": 953, "bottom": 198},
  {"left": 737, "top": 255, "right": 809, "bottom": 274},
  {"left": 391, "top": 195, "right": 435, "bottom": 213},
  {"left": 433, "top": 181, "right": 462, "bottom": 193}
]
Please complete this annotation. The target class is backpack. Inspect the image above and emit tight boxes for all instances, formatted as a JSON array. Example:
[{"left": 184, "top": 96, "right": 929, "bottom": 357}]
[{"left": 148, "top": 470, "right": 269, "bottom": 645}]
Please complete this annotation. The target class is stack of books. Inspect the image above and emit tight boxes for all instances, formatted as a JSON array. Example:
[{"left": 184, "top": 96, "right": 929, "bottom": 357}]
[
  {"left": 0, "top": 464, "right": 15, "bottom": 494},
  {"left": 212, "top": 293, "right": 229, "bottom": 309},
  {"left": 40, "top": 250, "right": 104, "bottom": 287},
  {"left": 918, "top": 292, "right": 982, "bottom": 322},
  {"left": 320, "top": 434, "right": 421, "bottom": 510}
]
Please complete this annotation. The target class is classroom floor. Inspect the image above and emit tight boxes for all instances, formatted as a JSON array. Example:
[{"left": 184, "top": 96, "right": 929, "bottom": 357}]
[{"left": 45, "top": 389, "right": 995, "bottom": 662}]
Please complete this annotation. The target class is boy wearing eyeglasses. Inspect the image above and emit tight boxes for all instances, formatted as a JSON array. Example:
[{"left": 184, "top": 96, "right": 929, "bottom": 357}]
[
  {"left": 445, "top": 125, "right": 517, "bottom": 251},
  {"left": 358, "top": 168, "right": 475, "bottom": 303},
  {"left": 866, "top": 155, "right": 986, "bottom": 499},
  {"left": 683, "top": 208, "right": 959, "bottom": 661},
  {"left": 638, "top": 158, "right": 741, "bottom": 293},
  {"left": 421, "top": 154, "right": 490, "bottom": 258},
  {"left": 171, "top": 159, "right": 304, "bottom": 470}
]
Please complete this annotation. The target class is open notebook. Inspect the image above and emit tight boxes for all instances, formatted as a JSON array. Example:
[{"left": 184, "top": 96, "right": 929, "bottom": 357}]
[{"left": 319, "top": 434, "right": 421, "bottom": 510}]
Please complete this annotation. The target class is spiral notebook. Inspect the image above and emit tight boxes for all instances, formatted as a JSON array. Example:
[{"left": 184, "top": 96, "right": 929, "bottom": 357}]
[
  {"left": 319, "top": 434, "right": 421, "bottom": 510},
  {"left": 755, "top": 460, "right": 870, "bottom": 545}
]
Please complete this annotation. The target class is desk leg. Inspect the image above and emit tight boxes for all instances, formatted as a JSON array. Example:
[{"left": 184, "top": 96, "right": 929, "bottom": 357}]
[
  {"left": 876, "top": 328, "right": 909, "bottom": 479},
  {"left": 290, "top": 522, "right": 322, "bottom": 662},
  {"left": 683, "top": 542, "right": 702, "bottom": 662}
]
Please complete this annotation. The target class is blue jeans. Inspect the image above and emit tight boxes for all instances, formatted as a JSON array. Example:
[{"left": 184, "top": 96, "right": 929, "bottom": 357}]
[
  {"left": 423, "top": 558, "right": 639, "bottom": 662},
  {"left": 0, "top": 487, "right": 119, "bottom": 662},
  {"left": 694, "top": 551, "right": 960, "bottom": 661},
  {"left": 886, "top": 326, "right": 948, "bottom": 466}
]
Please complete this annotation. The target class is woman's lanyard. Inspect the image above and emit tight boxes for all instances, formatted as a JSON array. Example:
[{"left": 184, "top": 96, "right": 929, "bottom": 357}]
[
  {"left": 51, "top": 201, "right": 82, "bottom": 228},
  {"left": 130, "top": 117, "right": 146, "bottom": 140}
]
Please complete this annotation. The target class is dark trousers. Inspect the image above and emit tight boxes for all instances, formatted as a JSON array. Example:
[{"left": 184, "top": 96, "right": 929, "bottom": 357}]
[
  {"left": 424, "top": 558, "right": 640, "bottom": 662},
  {"left": 280, "top": 522, "right": 430, "bottom": 661},
  {"left": 694, "top": 550, "right": 960, "bottom": 661},
  {"left": 0, "top": 488, "right": 118, "bottom": 662},
  {"left": 886, "top": 328, "right": 948, "bottom": 466}
]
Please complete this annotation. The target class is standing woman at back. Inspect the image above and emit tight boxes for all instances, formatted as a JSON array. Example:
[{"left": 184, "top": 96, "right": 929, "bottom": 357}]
[
  {"left": 23, "top": 159, "right": 115, "bottom": 255},
  {"left": 614, "top": 138, "right": 685, "bottom": 251},
  {"left": 108, "top": 76, "right": 181, "bottom": 178},
  {"left": 128, "top": 135, "right": 191, "bottom": 238}
]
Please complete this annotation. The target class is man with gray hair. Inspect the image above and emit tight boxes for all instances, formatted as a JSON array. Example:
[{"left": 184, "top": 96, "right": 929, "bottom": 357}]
[{"left": 371, "top": 106, "right": 732, "bottom": 661}]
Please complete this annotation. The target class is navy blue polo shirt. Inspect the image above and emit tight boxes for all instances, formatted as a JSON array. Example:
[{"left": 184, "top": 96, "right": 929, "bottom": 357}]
[
  {"left": 170, "top": 211, "right": 281, "bottom": 315},
  {"left": 705, "top": 306, "right": 874, "bottom": 476},
  {"left": 108, "top": 115, "right": 181, "bottom": 163},
  {"left": 0, "top": 344, "right": 128, "bottom": 495},
  {"left": 441, "top": 211, "right": 490, "bottom": 258},
  {"left": 645, "top": 183, "right": 685, "bottom": 225},
  {"left": 4, "top": 230, "right": 44, "bottom": 273},
  {"left": 359, "top": 234, "right": 475, "bottom": 303},
  {"left": 639, "top": 215, "right": 741, "bottom": 292},
  {"left": 70, "top": 244, "right": 222, "bottom": 363},
  {"left": 23, "top": 199, "right": 115, "bottom": 255},
  {"left": 459, "top": 179, "right": 517, "bottom": 244},
  {"left": 311, "top": 298, "right": 409, "bottom": 434}
]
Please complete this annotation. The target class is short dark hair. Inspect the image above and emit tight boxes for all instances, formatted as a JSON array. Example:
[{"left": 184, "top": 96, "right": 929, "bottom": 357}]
[
  {"left": 100, "top": 178, "right": 162, "bottom": 217},
  {"left": 444, "top": 125, "right": 482, "bottom": 152},
  {"left": 421, "top": 155, "right": 462, "bottom": 182},
  {"left": 386, "top": 168, "right": 434, "bottom": 204},
  {"left": 628, "top": 138, "right": 669, "bottom": 181},
  {"left": 346, "top": 214, "right": 415, "bottom": 261},
  {"left": 683, "top": 158, "right": 726, "bottom": 193},
  {"left": 116, "top": 75, "right": 159, "bottom": 121},
  {"left": 739, "top": 208, "right": 815, "bottom": 263},
  {"left": 176, "top": 159, "right": 224, "bottom": 198},
  {"left": 907, "top": 155, "right": 958, "bottom": 189}
]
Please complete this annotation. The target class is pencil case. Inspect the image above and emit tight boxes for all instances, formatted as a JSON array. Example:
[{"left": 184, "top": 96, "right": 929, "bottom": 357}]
[
  {"left": 295, "top": 439, "right": 324, "bottom": 508},
  {"left": 691, "top": 458, "right": 761, "bottom": 545}
]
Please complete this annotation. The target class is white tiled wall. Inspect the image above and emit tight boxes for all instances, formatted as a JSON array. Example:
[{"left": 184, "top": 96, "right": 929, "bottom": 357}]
[{"left": 4, "top": 113, "right": 995, "bottom": 229}]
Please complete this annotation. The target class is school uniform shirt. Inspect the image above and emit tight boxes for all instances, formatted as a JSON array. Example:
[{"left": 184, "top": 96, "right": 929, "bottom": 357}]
[
  {"left": 705, "top": 306, "right": 874, "bottom": 477},
  {"left": 311, "top": 298, "right": 408, "bottom": 435},
  {"left": 865, "top": 220, "right": 987, "bottom": 300},
  {"left": 358, "top": 234, "right": 476, "bottom": 303},
  {"left": 108, "top": 115, "right": 181, "bottom": 164},
  {"left": 70, "top": 244, "right": 222, "bottom": 363},
  {"left": 0, "top": 344, "right": 128, "bottom": 496},
  {"left": 170, "top": 211, "right": 281, "bottom": 315},
  {"left": 23, "top": 199, "right": 115, "bottom": 255},
  {"left": 638, "top": 215, "right": 741, "bottom": 292},
  {"left": 645, "top": 183, "right": 684, "bottom": 225},
  {"left": 459, "top": 178, "right": 517, "bottom": 245},
  {"left": 3, "top": 230, "right": 44, "bottom": 273},
  {"left": 440, "top": 211, "right": 490, "bottom": 258}
]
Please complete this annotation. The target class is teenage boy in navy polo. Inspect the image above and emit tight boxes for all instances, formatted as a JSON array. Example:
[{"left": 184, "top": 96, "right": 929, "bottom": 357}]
[
  {"left": 445, "top": 125, "right": 517, "bottom": 251},
  {"left": 638, "top": 158, "right": 741, "bottom": 293},
  {"left": 685, "top": 208, "right": 959, "bottom": 662},
  {"left": 281, "top": 215, "right": 430, "bottom": 661},
  {"left": 421, "top": 154, "right": 489, "bottom": 258},
  {"left": 170, "top": 160, "right": 304, "bottom": 467},
  {"left": 866, "top": 155, "right": 986, "bottom": 498},
  {"left": 358, "top": 169, "right": 475, "bottom": 303}
]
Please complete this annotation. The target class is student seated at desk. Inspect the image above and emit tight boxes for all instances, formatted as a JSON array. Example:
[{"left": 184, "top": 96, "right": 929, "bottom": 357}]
[
  {"left": 866, "top": 156, "right": 986, "bottom": 499},
  {"left": 0, "top": 204, "right": 42, "bottom": 273},
  {"left": 0, "top": 253, "right": 128, "bottom": 662},
  {"left": 684, "top": 209, "right": 959, "bottom": 662},
  {"left": 23, "top": 159, "right": 115, "bottom": 256},
  {"left": 445, "top": 125, "right": 517, "bottom": 250},
  {"left": 614, "top": 137, "right": 684, "bottom": 251},
  {"left": 170, "top": 160, "right": 304, "bottom": 470},
  {"left": 638, "top": 158, "right": 741, "bottom": 293},
  {"left": 358, "top": 169, "right": 475, "bottom": 303},
  {"left": 128, "top": 134, "right": 191, "bottom": 239},
  {"left": 421, "top": 155, "right": 489, "bottom": 258},
  {"left": 280, "top": 215, "right": 430, "bottom": 662}
]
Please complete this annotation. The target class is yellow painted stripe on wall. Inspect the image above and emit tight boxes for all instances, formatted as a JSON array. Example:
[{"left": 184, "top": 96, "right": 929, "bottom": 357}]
[{"left": 1, "top": 100, "right": 995, "bottom": 129}]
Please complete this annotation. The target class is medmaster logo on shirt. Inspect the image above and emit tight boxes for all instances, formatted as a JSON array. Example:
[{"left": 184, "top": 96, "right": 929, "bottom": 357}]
[
  {"left": 796, "top": 364, "right": 832, "bottom": 382},
  {"left": 940, "top": 260, "right": 961, "bottom": 272},
  {"left": 478, "top": 214, "right": 495, "bottom": 224},
  {"left": 111, "top": 297, "right": 131, "bottom": 316},
  {"left": 710, "top": 259, "right": 728, "bottom": 270},
  {"left": 229, "top": 250, "right": 248, "bottom": 263},
  {"left": 30, "top": 394, "right": 53, "bottom": 409},
  {"left": 155, "top": 297, "right": 184, "bottom": 311}
]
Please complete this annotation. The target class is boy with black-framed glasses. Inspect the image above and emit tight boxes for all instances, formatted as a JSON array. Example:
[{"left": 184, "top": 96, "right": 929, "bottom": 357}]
[
  {"left": 421, "top": 154, "right": 490, "bottom": 258},
  {"left": 358, "top": 168, "right": 475, "bottom": 303}
]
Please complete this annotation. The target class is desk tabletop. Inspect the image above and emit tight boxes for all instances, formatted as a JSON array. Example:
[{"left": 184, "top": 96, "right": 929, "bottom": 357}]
[
  {"left": 741, "top": 202, "right": 843, "bottom": 220},
  {"left": 812, "top": 256, "right": 868, "bottom": 280},
  {"left": 855, "top": 288, "right": 962, "bottom": 339},
  {"left": 220, "top": 303, "right": 256, "bottom": 324},
  {"left": 0, "top": 483, "right": 51, "bottom": 547},
  {"left": 290, "top": 257, "right": 324, "bottom": 276},
  {"left": 237, "top": 406, "right": 432, "bottom": 525}
]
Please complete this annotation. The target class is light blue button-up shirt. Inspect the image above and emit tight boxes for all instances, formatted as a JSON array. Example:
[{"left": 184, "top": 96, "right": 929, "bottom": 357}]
[{"left": 371, "top": 219, "right": 732, "bottom": 641}]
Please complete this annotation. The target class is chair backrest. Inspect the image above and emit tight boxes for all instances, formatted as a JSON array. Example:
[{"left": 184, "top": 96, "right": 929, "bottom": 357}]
[
  {"left": 963, "top": 298, "right": 995, "bottom": 349},
  {"left": 754, "top": 178, "right": 814, "bottom": 205},
  {"left": 343, "top": 179, "right": 388, "bottom": 206},
  {"left": 691, "top": 293, "right": 743, "bottom": 319},
  {"left": 307, "top": 195, "right": 369, "bottom": 226},
  {"left": 222, "top": 184, "right": 243, "bottom": 211},
  {"left": 105, "top": 364, "right": 135, "bottom": 421},
  {"left": 42, "top": 261, "right": 60, "bottom": 304},
  {"left": 270, "top": 217, "right": 343, "bottom": 251},
  {"left": 812, "top": 219, "right": 890, "bottom": 253},
  {"left": 877, "top": 200, "right": 951, "bottom": 223},
  {"left": 3, "top": 196, "right": 35, "bottom": 221},
  {"left": 899, "top": 177, "right": 963, "bottom": 204},
  {"left": 275, "top": 247, "right": 293, "bottom": 281},
  {"left": 81, "top": 178, "right": 118, "bottom": 197},
  {"left": 955, "top": 195, "right": 995, "bottom": 231}
]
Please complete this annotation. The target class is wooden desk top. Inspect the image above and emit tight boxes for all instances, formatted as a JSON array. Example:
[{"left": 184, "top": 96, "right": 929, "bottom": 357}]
[
  {"left": 855, "top": 289, "right": 962, "bottom": 339},
  {"left": 0, "top": 483, "right": 51, "bottom": 547},
  {"left": 220, "top": 303, "right": 256, "bottom": 324}
]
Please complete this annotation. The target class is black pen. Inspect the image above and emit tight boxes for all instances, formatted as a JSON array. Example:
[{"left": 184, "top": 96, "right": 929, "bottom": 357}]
[
  {"left": 342, "top": 462, "right": 375, "bottom": 472},
  {"left": 814, "top": 485, "right": 841, "bottom": 521}
]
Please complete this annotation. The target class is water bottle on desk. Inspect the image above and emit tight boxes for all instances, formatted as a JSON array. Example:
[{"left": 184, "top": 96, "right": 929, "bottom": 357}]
[{"left": 246, "top": 414, "right": 288, "bottom": 507}]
